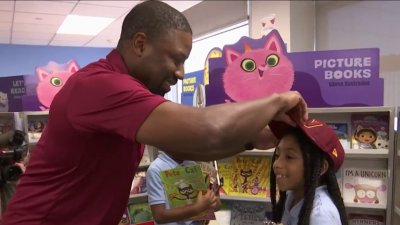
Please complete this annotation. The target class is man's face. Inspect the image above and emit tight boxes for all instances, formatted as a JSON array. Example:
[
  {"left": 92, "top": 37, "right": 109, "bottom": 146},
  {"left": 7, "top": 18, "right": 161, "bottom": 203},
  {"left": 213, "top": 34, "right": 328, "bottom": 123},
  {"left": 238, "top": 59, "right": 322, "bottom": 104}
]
[{"left": 139, "top": 30, "right": 192, "bottom": 96}]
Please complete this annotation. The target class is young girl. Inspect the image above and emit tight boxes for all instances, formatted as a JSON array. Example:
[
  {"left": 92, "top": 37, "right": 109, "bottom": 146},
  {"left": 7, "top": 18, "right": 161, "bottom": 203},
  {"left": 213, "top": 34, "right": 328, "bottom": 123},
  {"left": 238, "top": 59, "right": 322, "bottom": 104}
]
[{"left": 268, "top": 118, "right": 348, "bottom": 225}]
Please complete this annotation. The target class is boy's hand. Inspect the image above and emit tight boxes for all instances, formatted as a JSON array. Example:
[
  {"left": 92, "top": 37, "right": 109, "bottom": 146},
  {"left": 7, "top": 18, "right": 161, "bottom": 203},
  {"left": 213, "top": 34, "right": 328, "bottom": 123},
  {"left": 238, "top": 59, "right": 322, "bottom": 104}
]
[{"left": 195, "top": 190, "right": 218, "bottom": 212}]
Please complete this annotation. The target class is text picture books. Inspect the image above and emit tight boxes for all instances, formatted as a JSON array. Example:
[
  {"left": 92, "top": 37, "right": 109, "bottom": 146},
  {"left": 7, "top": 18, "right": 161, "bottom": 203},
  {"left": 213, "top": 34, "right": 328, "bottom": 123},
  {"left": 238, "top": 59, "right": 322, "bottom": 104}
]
[
  {"left": 342, "top": 167, "right": 388, "bottom": 207},
  {"left": 350, "top": 113, "right": 389, "bottom": 150}
]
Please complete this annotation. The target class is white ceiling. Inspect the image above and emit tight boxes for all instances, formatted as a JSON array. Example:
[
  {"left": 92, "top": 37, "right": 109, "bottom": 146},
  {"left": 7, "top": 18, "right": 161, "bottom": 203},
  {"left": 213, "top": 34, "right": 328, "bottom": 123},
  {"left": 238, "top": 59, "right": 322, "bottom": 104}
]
[{"left": 0, "top": 0, "right": 202, "bottom": 47}]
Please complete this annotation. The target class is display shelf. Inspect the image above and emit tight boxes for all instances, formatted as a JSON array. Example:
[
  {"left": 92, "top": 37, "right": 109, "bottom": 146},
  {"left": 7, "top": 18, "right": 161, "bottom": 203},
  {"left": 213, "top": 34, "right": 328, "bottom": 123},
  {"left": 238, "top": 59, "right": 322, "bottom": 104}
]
[
  {"left": 220, "top": 195, "right": 270, "bottom": 203},
  {"left": 240, "top": 148, "right": 274, "bottom": 156},
  {"left": 344, "top": 202, "right": 387, "bottom": 210},
  {"left": 128, "top": 193, "right": 148, "bottom": 203},
  {"left": 345, "top": 149, "right": 389, "bottom": 158}
]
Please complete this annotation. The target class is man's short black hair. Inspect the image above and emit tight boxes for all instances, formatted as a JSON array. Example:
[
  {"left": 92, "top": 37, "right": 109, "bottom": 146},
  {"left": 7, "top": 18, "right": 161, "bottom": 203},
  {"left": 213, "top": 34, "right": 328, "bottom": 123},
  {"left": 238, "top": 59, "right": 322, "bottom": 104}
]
[{"left": 119, "top": 0, "right": 192, "bottom": 43}]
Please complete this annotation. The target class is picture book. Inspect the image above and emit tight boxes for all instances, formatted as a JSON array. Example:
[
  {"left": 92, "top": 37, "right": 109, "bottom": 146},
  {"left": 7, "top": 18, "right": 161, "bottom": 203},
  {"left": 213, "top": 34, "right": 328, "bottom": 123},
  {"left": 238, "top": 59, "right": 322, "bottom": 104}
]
[
  {"left": 130, "top": 171, "right": 147, "bottom": 196},
  {"left": 0, "top": 115, "right": 13, "bottom": 134},
  {"left": 139, "top": 145, "right": 154, "bottom": 167},
  {"left": 197, "top": 161, "right": 219, "bottom": 192},
  {"left": 127, "top": 202, "right": 154, "bottom": 225},
  {"left": 348, "top": 213, "right": 385, "bottom": 225},
  {"left": 215, "top": 157, "right": 234, "bottom": 196},
  {"left": 27, "top": 116, "right": 48, "bottom": 143},
  {"left": 227, "top": 155, "right": 271, "bottom": 198},
  {"left": 230, "top": 201, "right": 267, "bottom": 225},
  {"left": 350, "top": 113, "right": 389, "bottom": 150},
  {"left": 342, "top": 167, "right": 388, "bottom": 207},
  {"left": 327, "top": 122, "right": 350, "bottom": 149},
  {"left": 160, "top": 164, "right": 215, "bottom": 221}
]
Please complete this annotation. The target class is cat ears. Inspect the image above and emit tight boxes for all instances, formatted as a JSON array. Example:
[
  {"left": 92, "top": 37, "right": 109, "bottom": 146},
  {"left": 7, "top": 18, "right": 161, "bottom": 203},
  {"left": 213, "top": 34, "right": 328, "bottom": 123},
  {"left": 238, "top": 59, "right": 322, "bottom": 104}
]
[
  {"left": 36, "top": 60, "right": 79, "bottom": 81},
  {"left": 225, "top": 31, "right": 286, "bottom": 65}
]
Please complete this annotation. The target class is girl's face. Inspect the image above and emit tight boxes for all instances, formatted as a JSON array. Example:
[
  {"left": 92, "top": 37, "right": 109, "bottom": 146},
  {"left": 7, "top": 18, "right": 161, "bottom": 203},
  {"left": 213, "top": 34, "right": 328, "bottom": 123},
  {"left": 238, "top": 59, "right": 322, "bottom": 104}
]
[{"left": 273, "top": 134, "right": 305, "bottom": 197}]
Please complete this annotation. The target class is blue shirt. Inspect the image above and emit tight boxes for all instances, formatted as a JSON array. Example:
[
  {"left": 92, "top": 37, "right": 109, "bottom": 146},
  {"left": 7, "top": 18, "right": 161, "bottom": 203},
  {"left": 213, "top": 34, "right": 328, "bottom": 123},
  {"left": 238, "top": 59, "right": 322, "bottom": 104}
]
[
  {"left": 281, "top": 185, "right": 342, "bottom": 225},
  {"left": 146, "top": 151, "right": 201, "bottom": 225}
]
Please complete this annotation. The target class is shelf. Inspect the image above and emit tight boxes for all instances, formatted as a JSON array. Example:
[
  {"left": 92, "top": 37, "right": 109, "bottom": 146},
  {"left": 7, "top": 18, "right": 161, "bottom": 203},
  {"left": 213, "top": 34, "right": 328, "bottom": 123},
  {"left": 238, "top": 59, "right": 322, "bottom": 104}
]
[
  {"left": 309, "top": 106, "right": 394, "bottom": 114},
  {"left": 395, "top": 206, "right": 400, "bottom": 216},
  {"left": 138, "top": 163, "right": 150, "bottom": 170},
  {"left": 24, "top": 111, "right": 49, "bottom": 116},
  {"left": 220, "top": 195, "right": 270, "bottom": 203},
  {"left": 345, "top": 149, "right": 389, "bottom": 158},
  {"left": 344, "top": 202, "right": 386, "bottom": 210},
  {"left": 128, "top": 193, "right": 148, "bottom": 203},
  {"left": 240, "top": 148, "right": 274, "bottom": 156}
]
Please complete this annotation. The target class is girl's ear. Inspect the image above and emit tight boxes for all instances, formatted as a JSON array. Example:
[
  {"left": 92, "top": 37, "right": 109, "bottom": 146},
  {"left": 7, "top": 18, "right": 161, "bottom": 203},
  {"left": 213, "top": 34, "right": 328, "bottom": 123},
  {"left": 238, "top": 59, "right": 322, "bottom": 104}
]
[{"left": 320, "top": 159, "right": 329, "bottom": 175}]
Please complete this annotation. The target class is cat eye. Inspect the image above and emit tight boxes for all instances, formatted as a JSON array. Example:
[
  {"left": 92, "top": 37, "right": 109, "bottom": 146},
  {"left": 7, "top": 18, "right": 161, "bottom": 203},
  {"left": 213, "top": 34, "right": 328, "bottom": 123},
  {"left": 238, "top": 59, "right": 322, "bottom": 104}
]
[
  {"left": 241, "top": 58, "right": 256, "bottom": 72},
  {"left": 266, "top": 54, "right": 279, "bottom": 67},
  {"left": 50, "top": 77, "right": 62, "bottom": 87}
]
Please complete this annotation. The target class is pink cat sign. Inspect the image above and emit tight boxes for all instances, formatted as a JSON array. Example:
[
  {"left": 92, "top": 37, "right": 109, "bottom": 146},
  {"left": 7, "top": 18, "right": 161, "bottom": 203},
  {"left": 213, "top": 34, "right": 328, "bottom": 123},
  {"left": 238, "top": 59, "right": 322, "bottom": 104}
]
[{"left": 205, "top": 30, "right": 383, "bottom": 107}]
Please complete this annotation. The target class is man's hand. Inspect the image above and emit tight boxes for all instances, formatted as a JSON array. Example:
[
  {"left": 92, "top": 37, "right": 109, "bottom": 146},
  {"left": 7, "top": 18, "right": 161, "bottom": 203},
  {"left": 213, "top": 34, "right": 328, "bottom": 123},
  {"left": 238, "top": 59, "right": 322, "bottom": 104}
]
[{"left": 274, "top": 91, "right": 308, "bottom": 126}]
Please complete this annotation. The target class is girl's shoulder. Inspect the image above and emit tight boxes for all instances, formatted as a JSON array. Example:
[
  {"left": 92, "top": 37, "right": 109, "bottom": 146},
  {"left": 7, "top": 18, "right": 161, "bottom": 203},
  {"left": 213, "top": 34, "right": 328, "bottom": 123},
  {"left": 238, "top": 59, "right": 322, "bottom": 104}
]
[{"left": 310, "top": 186, "right": 341, "bottom": 225}]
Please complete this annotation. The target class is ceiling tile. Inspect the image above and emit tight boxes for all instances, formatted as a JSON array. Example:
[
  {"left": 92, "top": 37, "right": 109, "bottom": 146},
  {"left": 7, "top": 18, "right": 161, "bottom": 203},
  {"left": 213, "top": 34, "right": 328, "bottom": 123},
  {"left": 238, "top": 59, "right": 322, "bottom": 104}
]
[
  {"left": 13, "top": 23, "right": 60, "bottom": 33},
  {"left": 15, "top": 1, "right": 76, "bottom": 15},
  {"left": 0, "top": 1, "right": 14, "bottom": 11},
  {"left": 78, "top": 1, "right": 140, "bottom": 9},
  {"left": 50, "top": 33, "right": 93, "bottom": 46},
  {"left": 164, "top": 1, "right": 202, "bottom": 12},
  {"left": 71, "top": 3, "right": 130, "bottom": 18},
  {"left": 85, "top": 34, "right": 118, "bottom": 48},
  {"left": 12, "top": 37, "right": 50, "bottom": 46},
  {"left": 0, "top": 22, "right": 12, "bottom": 31},
  {"left": 0, "top": 11, "right": 13, "bottom": 23},
  {"left": 12, "top": 31, "right": 54, "bottom": 40},
  {"left": 14, "top": 12, "right": 66, "bottom": 25},
  {"left": 0, "top": 30, "right": 11, "bottom": 44}
]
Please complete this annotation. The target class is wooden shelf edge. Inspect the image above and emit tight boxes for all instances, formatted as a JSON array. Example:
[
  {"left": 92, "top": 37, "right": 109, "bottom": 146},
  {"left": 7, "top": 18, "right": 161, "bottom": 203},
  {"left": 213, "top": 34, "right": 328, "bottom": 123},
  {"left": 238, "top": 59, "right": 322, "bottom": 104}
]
[
  {"left": 344, "top": 202, "right": 386, "bottom": 210},
  {"left": 220, "top": 195, "right": 270, "bottom": 203}
]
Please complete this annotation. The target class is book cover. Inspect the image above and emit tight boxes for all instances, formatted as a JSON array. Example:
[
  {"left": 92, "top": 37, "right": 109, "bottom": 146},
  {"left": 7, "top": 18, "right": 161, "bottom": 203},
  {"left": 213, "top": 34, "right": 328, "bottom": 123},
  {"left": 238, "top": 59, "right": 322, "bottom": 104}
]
[
  {"left": 127, "top": 202, "right": 154, "bottom": 225},
  {"left": 198, "top": 161, "right": 219, "bottom": 192},
  {"left": 216, "top": 157, "right": 234, "bottom": 196},
  {"left": 327, "top": 122, "right": 350, "bottom": 149},
  {"left": 160, "top": 164, "right": 215, "bottom": 221},
  {"left": 229, "top": 155, "right": 271, "bottom": 198},
  {"left": 342, "top": 168, "right": 388, "bottom": 207},
  {"left": 350, "top": 113, "right": 389, "bottom": 150},
  {"left": 348, "top": 213, "right": 385, "bottom": 225},
  {"left": 130, "top": 171, "right": 147, "bottom": 196},
  {"left": 230, "top": 201, "right": 267, "bottom": 225},
  {"left": 0, "top": 115, "right": 14, "bottom": 134},
  {"left": 27, "top": 116, "right": 48, "bottom": 143}
]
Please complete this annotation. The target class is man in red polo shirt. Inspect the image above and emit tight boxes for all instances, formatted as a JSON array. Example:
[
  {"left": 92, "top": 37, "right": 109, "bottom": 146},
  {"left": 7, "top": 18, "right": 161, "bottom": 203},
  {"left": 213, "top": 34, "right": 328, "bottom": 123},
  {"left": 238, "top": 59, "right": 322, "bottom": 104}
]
[{"left": 2, "top": 1, "right": 307, "bottom": 225}]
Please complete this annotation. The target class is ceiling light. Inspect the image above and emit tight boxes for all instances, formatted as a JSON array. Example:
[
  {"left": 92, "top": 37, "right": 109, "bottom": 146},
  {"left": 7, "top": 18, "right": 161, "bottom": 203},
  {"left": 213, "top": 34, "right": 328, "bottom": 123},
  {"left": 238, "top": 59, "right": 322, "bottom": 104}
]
[{"left": 57, "top": 15, "right": 114, "bottom": 36}]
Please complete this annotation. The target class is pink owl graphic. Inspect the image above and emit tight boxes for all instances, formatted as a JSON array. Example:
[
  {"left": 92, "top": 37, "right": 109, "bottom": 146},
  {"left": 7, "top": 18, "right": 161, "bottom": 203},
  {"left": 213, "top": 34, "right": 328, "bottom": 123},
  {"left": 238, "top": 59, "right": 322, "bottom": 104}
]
[
  {"left": 36, "top": 60, "right": 79, "bottom": 110},
  {"left": 222, "top": 32, "right": 294, "bottom": 102}
]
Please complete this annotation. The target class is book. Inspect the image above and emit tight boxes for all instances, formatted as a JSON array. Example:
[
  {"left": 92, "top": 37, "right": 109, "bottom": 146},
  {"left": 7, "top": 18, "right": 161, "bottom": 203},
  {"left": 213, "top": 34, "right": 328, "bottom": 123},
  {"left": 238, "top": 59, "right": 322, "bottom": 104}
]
[
  {"left": 160, "top": 164, "right": 215, "bottom": 221},
  {"left": 230, "top": 201, "right": 267, "bottom": 225},
  {"left": 0, "top": 115, "right": 14, "bottom": 134},
  {"left": 348, "top": 213, "right": 385, "bottom": 225},
  {"left": 197, "top": 161, "right": 219, "bottom": 192},
  {"left": 130, "top": 171, "right": 147, "bottom": 196},
  {"left": 139, "top": 145, "right": 153, "bottom": 167},
  {"left": 127, "top": 202, "right": 154, "bottom": 225},
  {"left": 350, "top": 113, "right": 389, "bottom": 150},
  {"left": 327, "top": 122, "right": 350, "bottom": 149},
  {"left": 217, "top": 155, "right": 271, "bottom": 198},
  {"left": 342, "top": 167, "right": 388, "bottom": 207},
  {"left": 27, "top": 116, "right": 48, "bottom": 143}
]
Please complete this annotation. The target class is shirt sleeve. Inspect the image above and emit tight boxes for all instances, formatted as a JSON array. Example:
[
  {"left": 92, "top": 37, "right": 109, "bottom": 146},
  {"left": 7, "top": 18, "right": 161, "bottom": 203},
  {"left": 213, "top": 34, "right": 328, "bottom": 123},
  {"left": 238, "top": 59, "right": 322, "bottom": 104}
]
[
  {"left": 67, "top": 72, "right": 166, "bottom": 141},
  {"left": 146, "top": 164, "right": 167, "bottom": 206},
  {"left": 309, "top": 200, "right": 342, "bottom": 225}
]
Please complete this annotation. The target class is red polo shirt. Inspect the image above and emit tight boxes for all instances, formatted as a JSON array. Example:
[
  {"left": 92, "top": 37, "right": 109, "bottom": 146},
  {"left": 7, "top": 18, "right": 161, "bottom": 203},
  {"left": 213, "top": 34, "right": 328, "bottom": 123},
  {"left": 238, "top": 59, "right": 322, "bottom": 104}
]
[{"left": 3, "top": 50, "right": 166, "bottom": 225}]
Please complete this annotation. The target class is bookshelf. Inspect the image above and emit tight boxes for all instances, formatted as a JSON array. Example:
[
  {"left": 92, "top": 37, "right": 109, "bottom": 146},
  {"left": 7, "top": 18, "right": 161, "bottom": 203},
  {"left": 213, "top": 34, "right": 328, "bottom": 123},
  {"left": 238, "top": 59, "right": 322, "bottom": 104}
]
[
  {"left": 22, "top": 111, "right": 49, "bottom": 145},
  {"left": 393, "top": 108, "right": 400, "bottom": 224}
]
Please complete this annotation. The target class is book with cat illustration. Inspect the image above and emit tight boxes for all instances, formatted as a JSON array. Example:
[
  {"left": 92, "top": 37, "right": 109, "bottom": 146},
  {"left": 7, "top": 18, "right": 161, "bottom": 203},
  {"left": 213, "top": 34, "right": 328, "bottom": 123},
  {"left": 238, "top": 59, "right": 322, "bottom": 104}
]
[
  {"left": 350, "top": 113, "right": 389, "bottom": 150},
  {"left": 117, "top": 208, "right": 131, "bottom": 225},
  {"left": 160, "top": 164, "right": 216, "bottom": 221},
  {"left": 327, "top": 122, "right": 350, "bottom": 149},
  {"left": 217, "top": 155, "right": 271, "bottom": 198},
  {"left": 26, "top": 115, "right": 48, "bottom": 143},
  {"left": 342, "top": 167, "right": 388, "bottom": 207},
  {"left": 230, "top": 201, "right": 267, "bottom": 225},
  {"left": 127, "top": 202, "right": 154, "bottom": 225},
  {"left": 348, "top": 212, "right": 385, "bottom": 225}
]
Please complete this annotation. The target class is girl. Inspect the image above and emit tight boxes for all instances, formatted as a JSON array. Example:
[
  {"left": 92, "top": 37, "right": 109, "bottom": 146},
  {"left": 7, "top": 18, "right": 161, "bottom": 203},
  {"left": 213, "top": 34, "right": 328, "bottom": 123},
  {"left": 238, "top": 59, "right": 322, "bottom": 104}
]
[{"left": 268, "top": 118, "right": 348, "bottom": 225}]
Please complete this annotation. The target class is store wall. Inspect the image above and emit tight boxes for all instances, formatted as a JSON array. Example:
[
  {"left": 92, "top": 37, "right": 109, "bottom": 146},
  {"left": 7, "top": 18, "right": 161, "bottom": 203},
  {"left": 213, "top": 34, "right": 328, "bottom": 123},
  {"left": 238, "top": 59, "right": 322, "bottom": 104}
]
[
  {"left": 0, "top": 44, "right": 111, "bottom": 77},
  {"left": 315, "top": 1, "right": 400, "bottom": 106}
]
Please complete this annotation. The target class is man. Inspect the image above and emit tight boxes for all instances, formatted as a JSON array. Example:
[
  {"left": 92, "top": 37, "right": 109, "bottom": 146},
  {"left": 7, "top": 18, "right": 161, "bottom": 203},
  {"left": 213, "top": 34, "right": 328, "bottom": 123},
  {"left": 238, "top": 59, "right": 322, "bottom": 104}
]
[{"left": 2, "top": 1, "right": 307, "bottom": 225}]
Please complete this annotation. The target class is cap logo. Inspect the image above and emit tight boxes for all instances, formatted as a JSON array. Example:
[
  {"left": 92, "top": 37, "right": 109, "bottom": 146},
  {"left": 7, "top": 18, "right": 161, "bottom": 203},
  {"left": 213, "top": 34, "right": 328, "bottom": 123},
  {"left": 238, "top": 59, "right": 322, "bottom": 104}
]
[
  {"left": 303, "top": 119, "right": 323, "bottom": 129},
  {"left": 332, "top": 148, "right": 338, "bottom": 158}
]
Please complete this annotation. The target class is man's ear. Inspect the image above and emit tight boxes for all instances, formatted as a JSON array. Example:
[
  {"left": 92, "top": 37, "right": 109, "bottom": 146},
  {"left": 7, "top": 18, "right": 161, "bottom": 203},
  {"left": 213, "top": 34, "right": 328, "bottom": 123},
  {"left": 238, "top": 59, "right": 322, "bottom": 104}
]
[
  {"left": 131, "top": 32, "right": 147, "bottom": 56},
  {"left": 320, "top": 159, "right": 329, "bottom": 175}
]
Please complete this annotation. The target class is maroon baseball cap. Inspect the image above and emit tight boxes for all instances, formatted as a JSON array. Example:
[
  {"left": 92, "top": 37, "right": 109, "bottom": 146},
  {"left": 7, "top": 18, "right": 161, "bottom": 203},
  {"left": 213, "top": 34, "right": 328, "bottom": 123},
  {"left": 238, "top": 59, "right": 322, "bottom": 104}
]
[{"left": 269, "top": 118, "right": 345, "bottom": 172}]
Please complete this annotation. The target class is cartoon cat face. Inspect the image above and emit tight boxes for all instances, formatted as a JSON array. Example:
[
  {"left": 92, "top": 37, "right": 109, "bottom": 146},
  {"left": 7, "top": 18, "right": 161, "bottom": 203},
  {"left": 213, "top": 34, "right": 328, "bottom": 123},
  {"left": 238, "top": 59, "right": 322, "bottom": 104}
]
[
  {"left": 36, "top": 60, "right": 79, "bottom": 110},
  {"left": 0, "top": 92, "right": 9, "bottom": 112},
  {"left": 222, "top": 33, "right": 294, "bottom": 102}
]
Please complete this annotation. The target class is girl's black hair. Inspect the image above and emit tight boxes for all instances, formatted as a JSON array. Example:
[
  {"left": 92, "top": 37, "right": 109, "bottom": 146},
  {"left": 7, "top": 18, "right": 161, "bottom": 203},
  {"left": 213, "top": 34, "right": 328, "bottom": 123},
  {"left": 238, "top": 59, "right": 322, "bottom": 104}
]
[{"left": 269, "top": 127, "right": 348, "bottom": 225}]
